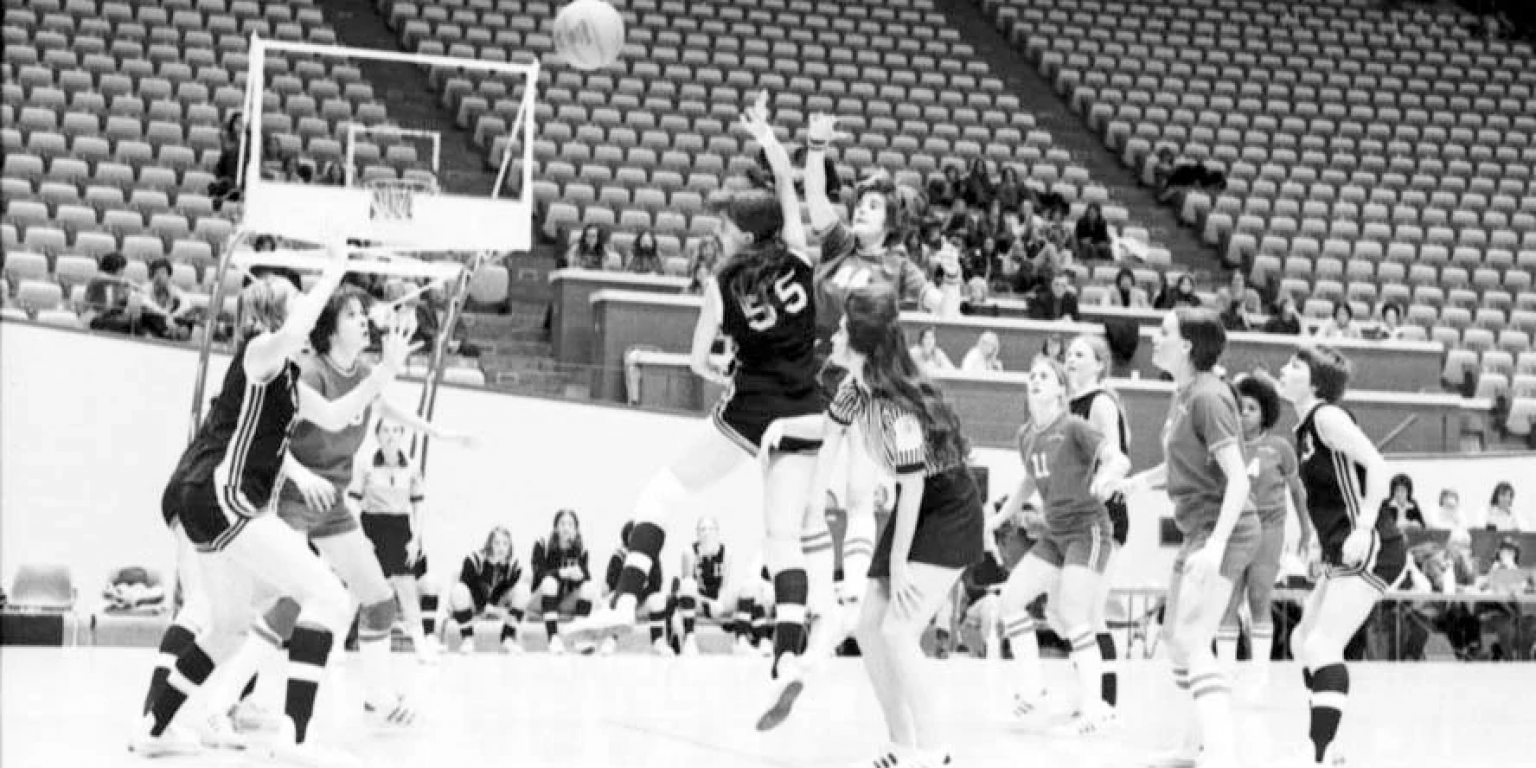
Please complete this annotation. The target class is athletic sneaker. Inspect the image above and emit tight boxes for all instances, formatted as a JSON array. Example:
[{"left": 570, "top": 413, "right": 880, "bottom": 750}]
[
  {"left": 1010, "top": 689, "right": 1053, "bottom": 725},
  {"left": 197, "top": 711, "right": 249, "bottom": 750},
  {"left": 735, "top": 636, "right": 755, "bottom": 655},
  {"left": 756, "top": 655, "right": 805, "bottom": 731},
  {"left": 652, "top": 637, "right": 675, "bottom": 656},
  {"left": 417, "top": 637, "right": 441, "bottom": 665},
  {"left": 680, "top": 636, "right": 700, "bottom": 656},
  {"left": 128, "top": 716, "right": 203, "bottom": 758},
  {"left": 230, "top": 699, "right": 284, "bottom": 734},
  {"left": 456, "top": 636, "right": 475, "bottom": 654},
  {"left": 1144, "top": 745, "right": 1202, "bottom": 768},
  {"left": 849, "top": 746, "right": 907, "bottom": 767},
  {"left": 1264, "top": 744, "right": 1346, "bottom": 767},
  {"left": 599, "top": 636, "right": 619, "bottom": 656},
  {"left": 265, "top": 721, "right": 361, "bottom": 768},
  {"left": 501, "top": 638, "right": 524, "bottom": 655},
  {"left": 363, "top": 694, "right": 418, "bottom": 728},
  {"left": 547, "top": 635, "right": 566, "bottom": 655},
  {"left": 580, "top": 606, "right": 635, "bottom": 637},
  {"left": 1050, "top": 705, "right": 1119, "bottom": 737}
]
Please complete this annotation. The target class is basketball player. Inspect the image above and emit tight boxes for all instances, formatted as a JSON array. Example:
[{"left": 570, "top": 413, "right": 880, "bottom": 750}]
[
  {"left": 1111, "top": 308, "right": 1256, "bottom": 768},
  {"left": 674, "top": 515, "right": 762, "bottom": 655},
  {"left": 593, "top": 101, "right": 827, "bottom": 693},
  {"left": 997, "top": 355, "right": 1129, "bottom": 737},
  {"left": 1275, "top": 346, "right": 1404, "bottom": 766},
  {"left": 1064, "top": 333, "right": 1133, "bottom": 715},
  {"left": 197, "top": 283, "right": 471, "bottom": 732},
  {"left": 446, "top": 526, "right": 529, "bottom": 654},
  {"left": 531, "top": 509, "right": 599, "bottom": 654},
  {"left": 1216, "top": 374, "right": 1311, "bottom": 695},
  {"left": 760, "top": 284, "right": 984, "bottom": 763},
  {"left": 600, "top": 521, "right": 671, "bottom": 655},
  {"left": 804, "top": 113, "right": 952, "bottom": 641},
  {"left": 135, "top": 239, "right": 415, "bottom": 764},
  {"left": 352, "top": 417, "right": 438, "bottom": 663}
]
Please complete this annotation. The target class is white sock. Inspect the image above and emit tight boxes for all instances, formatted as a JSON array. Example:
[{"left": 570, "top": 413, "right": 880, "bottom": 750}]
[
  {"left": 1066, "top": 626, "right": 1103, "bottom": 711},
  {"left": 841, "top": 512, "right": 875, "bottom": 608},
  {"left": 1214, "top": 625, "right": 1240, "bottom": 676},
  {"left": 357, "top": 635, "right": 392, "bottom": 706},
  {"left": 1250, "top": 624, "right": 1274, "bottom": 684},
  {"left": 202, "top": 634, "right": 280, "bottom": 717},
  {"left": 1189, "top": 666, "right": 1234, "bottom": 759},
  {"left": 1003, "top": 613, "right": 1045, "bottom": 697}
]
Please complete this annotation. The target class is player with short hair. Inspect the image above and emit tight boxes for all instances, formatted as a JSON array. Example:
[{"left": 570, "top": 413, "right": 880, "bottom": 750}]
[
  {"left": 136, "top": 240, "right": 412, "bottom": 765},
  {"left": 997, "top": 355, "right": 1130, "bottom": 737},
  {"left": 447, "top": 526, "right": 529, "bottom": 654},
  {"left": 674, "top": 515, "right": 766, "bottom": 655},
  {"left": 1113, "top": 308, "right": 1257, "bottom": 768},
  {"left": 1274, "top": 345, "right": 1405, "bottom": 766},
  {"left": 1215, "top": 374, "right": 1311, "bottom": 695}
]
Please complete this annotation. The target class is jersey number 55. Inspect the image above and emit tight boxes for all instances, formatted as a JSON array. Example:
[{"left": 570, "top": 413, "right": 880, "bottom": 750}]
[{"left": 741, "top": 271, "right": 808, "bottom": 331}]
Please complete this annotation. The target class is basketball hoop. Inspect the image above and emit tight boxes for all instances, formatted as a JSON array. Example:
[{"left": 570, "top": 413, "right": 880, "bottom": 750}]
[{"left": 367, "top": 177, "right": 439, "bottom": 223}]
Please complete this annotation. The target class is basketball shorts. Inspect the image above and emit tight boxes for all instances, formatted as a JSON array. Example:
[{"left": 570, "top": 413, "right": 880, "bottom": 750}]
[
  {"left": 276, "top": 482, "right": 359, "bottom": 539},
  {"left": 360, "top": 513, "right": 414, "bottom": 578},
  {"left": 162, "top": 477, "right": 258, "bottom": 553},
  {"left": 1173, "top": 513, "right": 1262, "bottom": 584},
  {"left": 712, "top": 389, "right": 824, "bottom": 457},
  {"left": 1030, "top": 524, "right": 1113, "bottom": 572},
  {"left": 1105, "top": 494, "right": 1129, "bottom": 546},
  {"left": 1322, "top": 531, "right": 1407, "bottom": 593},
  {"left": 870, "top": 467, "right": 985, "bottom": 578}
]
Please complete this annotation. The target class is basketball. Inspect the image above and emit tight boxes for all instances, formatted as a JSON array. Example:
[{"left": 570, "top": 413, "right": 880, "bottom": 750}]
[{"left": 553, "top": 0, "right": 626, "bottom": 71}]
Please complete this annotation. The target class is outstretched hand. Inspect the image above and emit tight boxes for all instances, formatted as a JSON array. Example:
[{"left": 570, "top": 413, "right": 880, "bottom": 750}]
[{"left": 807, "top": 113, "right": 852, "bottom": 145}]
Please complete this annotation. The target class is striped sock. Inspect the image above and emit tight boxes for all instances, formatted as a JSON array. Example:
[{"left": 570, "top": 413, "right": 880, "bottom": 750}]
[
  {"left": 285, "top": 626, "right": 334, "bottom": 744},
  {"left": 1067, "top": 626, "right": 1103, "bottom": 708},
  {"left": 735, "top": 599, "right": 756, "bottom": 641},
  {"left": 149, "top": 641, "right": 216, "bottom": 736},
  {"left": 1215, "top": 624, "right": 1241, "bottom": 667},
  {"left": 1096, "top": 633, "right": 1119, "bottom": 707},
  {"left": 1251, "top": 623, "right": 1274, "bottom": 682},
  {"left": 1189, "top": 664, "right": 1234, "bottom": 757},
  {"left": 678, "top": 595, "right": 697, "bottom": 637},
  {"left": 1002, "top": 613, "right": 1044, "bottom": 697},
  {"left": 420, "top": 594, "right": 439, "bottom": 637},
  {"left": 648, "top": 617, "right": 665, "bottom": 644},
  {"left": 841, "top": 517, "right": 875, "bottom": 606},
  {"left": 454, "top": 609, "right": 476, "bottom": 641},
  {"left": 1309, "top": 663, "right": 1349, "bottom": 763},
  {"left": 801, "top": 528, "right": 836, "bottom": 619},
  {"left": 143, "top": 623, "right": 196, "bottom": 715},
  {"left": 771, "top": 569, "right": 809, "bottom": 669},
  {"left": 752, "top": 603, "right": 770, "bottom": 645},
  {"left": 501, "top": 613, "right": 520, "bottom": 643},
  {"left": 542, "top": 594, "right": 560, "bottom": 638}
]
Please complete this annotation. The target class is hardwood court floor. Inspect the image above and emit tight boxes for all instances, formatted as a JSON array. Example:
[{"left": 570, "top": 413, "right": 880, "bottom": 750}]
[{"left": 2, "top": 647, "right": 1530, "bottom": 767}]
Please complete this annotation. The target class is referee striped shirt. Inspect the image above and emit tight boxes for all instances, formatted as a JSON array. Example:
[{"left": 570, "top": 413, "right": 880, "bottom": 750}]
[{"left": 828, "top": 379, "right": 964, "bottom": 477}]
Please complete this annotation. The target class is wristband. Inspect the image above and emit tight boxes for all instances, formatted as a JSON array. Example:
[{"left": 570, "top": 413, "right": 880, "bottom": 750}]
[{"left": 807, "top": 139, "right": 831, "bottom": 152}]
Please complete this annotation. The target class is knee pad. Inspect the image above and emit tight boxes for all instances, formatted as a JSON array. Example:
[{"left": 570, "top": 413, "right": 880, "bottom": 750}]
[
  {"left": 259, "top": 597, "right": 302, "bottom": 645},
  {"left": 297, "top": 577, "right": 352, "bottom": 637},
  {"left": 361, "top": 597, "right": 399, "bottom": 635}
]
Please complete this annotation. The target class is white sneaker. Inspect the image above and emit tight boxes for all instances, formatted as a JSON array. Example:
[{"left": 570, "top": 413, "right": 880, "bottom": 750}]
[
  {"left": 1145, "top": 745, "right": 1202, "bottom": 768},
  {"left": 198, "top": 711, "right": 249, "bottom": 750},
  {"left": 230, "top": 699, "right": 284, "bottom": 734},
  {"left": 599, "top": 636, "right": 619, "bottom": 656},
  {"left": 849, "top": 746, "right": 908, "bottom": 767},
  {"left": 128, "top": 715, "right": 204, "bottom": 758},
  {"left": 1010, "top": 689, "right": 1052, "bottom": 725},
  {"left": 652, "top": 637, "right": 675, "bottom": 656},
  {"left": 756, "top": 639, "right": 772, "bottom": 657},
  {"left": 422, "top": 634, "right": 441, "bottom": 655},
  {"left": 363, "top": 694, "right": 418, "bottom": 728},
  {"left": 501, "top": 637, "right": 524, "bottom": 655},
  {"left": 735, "top": 636, "right": 755, "bottom": 655},
  {"left": 264, "top": 717, "right": 360, "bottom": 768},
  {"left": 547, "top": 635, "right": 566, "bottom": 655},
  {"left": 456, "top": 634, "right": 475, "bottom": 654},
  {"left": 755, "top": 654, "right": 805, "bottom": 731},
  {"left": 1050, "top": 704, "right": 1119, "bottom": 737},
  {"left": 582, "top": 606, "right": 635, "bottom": 636},
  {"left": 417, "top": 635, "right": 441, "bottom": 664},
  {"left": 680, "top": 636, "right": 700, "bottom": 656}
]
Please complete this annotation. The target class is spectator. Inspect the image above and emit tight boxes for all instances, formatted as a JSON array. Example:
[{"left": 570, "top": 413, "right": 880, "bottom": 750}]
[
  {"left": 1160, "top": 273, "right": 1201, "bottom": 309},
  {"left": 962, "top": 157, "right": 994, "bottom": 208},
  {"left": 530, "top": 509, "right": 599, "bottom": 654},
  {"left": 82, "top": 252, "right": 138, "bottom": 334},
  {"left": 1485, "top": 482, "right": 1521, "bottom": 531},
  {"left": 1380, "top": 474, "right": 1428, "bottom": 530},
  {"left": 626, "top": 230, "right": 664, "bottom": 275},
  {"left": 1365, "top": 302, "right": 1410, "bottom": 341},
  {"left": 1151, "top": 146, "right": 1179, "bottom": 201},
  {"left": 564, "top": 224, "right": 619, "bottom": 271},
  {"left": 1033, "top": 225, "right": 1076, "bottom": 286},
  {"left": 982, "top": 200, "right": 1011, "bottom": 249},
  {"left": 995, "top": 166, "right": 1025, "bottom": 212},
  {"left": 1040, "top": 334, "right": 1065, "bottom": 362},
  {"left": 1433, "top": 488, "right": 1479, "bottom": 535},
  {"left": 1261, "top": 294, "right": 1304, "bottom": 335},
  {"left": 446, "top": 526, "right": 530, "bottom": 654},
  {"left": 1028, "top": 273, "right": 1080, "bottom": 321},
  {"left": 139, "top": 259, "right": 195, "bottom": 341},
  {"left": 1480, "top": 538, "right": 1531, "bottom": 593},
  {"left": 684, "top": 235, "right": 722, "bottom": 294},
  {"left": 964, "top": 237, "right": 1002, "bottom": 289},
  {"left": 960, "top": 331, "right": 1004, "bottom": 373},
  {"left": 1102, "top": 267, "right": 1148, "bottom": 308},
  {"left": 1315, "top": 301, "right": 1361, "bottom": 340},
  {"left": 210, "top": 112, "right": 245, "bottom": 209},
  {"left": 909, "top": 326, "right": 955, "bottom": 372},
  {"left": 929, "top": 165, "right": 962, "bottom": 209},
  {"left": 934, "top": 240, "right": 967, "bottom": 318},
  {"left": 1228, "top": 271, "right": 1262, "bottom": 314},
  {"left": 942, "top": 199, "right": 978, "bottom": 245},
  {"left": 1073, "top": 203, "right": 1114, "bottom": 262},
  {"left": 1215, "top": 288, "right": 1250, "bottom": 332}
]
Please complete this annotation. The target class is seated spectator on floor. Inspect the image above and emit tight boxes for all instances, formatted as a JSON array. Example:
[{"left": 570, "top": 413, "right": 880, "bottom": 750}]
[
  {"left": 1380, "top": 473, "right": 1428, "bottom": 530},
  {"left": 1073, "top": 203, "right": 1114, "bottom": 262},
  {"left": 1101, "top": 267, "right": 1149, "bottom": 308},
  {"left": 1315, "top": 300, "right": 1362, "bottom": 340},
  {"left": 674, "top": 515, "right": 767, "bottom": 656},
  {"left": 1261, "top": 294, "right": 1304, "bottom": 335},
  {"left": 910, "top": 326, "right": 955, "bottom": 372},
  {"left": 626, "top": 230, "right": 664, "bottom": 275},
  {"left": 529, "top": 509, "right": 600, "bottom": 654},
  {"left": 601, "top": 522, "right": 671, "bottom": 655},
  {"left": 684, "top": 235, "right": 723, "bottom": 294},
  {"left": 1215, "top": 288, "right": 1251, "bottom": 332},
  {"left": 446, "top": 526, "right": 531, "bottom": 654},
  {"left": 82, "top": 252, "right": 139, "bottom": 334},
  {"left": 1484, "top": 482, "right": 1521, "bottom": 531},
  {"left": 1028, "top": 273, "right": 1080, "bottom": 322},
  {"left": 1364, "top": 302, "right": 1411, "bottom": 341},
  {"left": 564, "top": 224, "right": 620, "bottom": 270},
  {"left": 139, "top": 259, "right": 196, "bottom": 341},
  {"left": 961, "top": 331, "right": 1004, "bottom": 373}
]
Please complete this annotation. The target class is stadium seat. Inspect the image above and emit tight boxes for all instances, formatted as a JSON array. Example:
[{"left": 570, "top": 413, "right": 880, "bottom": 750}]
[{"left": 8, "top": 563, "right": 75, "bottom": 611}]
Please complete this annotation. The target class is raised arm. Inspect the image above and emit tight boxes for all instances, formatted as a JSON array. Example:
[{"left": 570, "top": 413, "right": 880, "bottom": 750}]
[
  {"left": 804, "top": 113, "right": 846, "bottom": 233},
  {"left": 245, "top": 238, "right": 350, "bottom": 382},
  {"left": 690, "top": 279, "right": 730, "bottom": 385},
  {"left": 297, "top": 314, "right": 417, "bottom": 431},
  {"left": 739, "top": 92, "right": 808, "bottom": 258}
]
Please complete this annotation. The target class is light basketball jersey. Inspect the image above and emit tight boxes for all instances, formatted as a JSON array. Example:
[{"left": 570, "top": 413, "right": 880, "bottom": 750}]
[{"left": 286, "top": 351, "right": 373, "bottom": 485}]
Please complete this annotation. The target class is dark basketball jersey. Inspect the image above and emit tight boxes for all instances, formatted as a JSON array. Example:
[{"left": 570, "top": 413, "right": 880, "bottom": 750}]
[
  {"left": 532, "top": 538, "right": 590, "bottom": 585},
  {"left": 692, "top": 543, "right": 727, "bottom": 599},
  {"left": 1069, "top": 388, "right": 1129, "bottom": 454},
  {"left": 716, "top": 255, "right": 820, "bottom": 401},
  {"left": 460, "top": 552, "right": 522, "bottom": 605},
  {"left": 166, "top": 340, "right": 299, "bottom": 523},
  {"left": 1295, "top": 404, "right": 1402, "bottom": 555},
  {"left": 1016, "top": 413, "right": 1110, "bottom": 536}
]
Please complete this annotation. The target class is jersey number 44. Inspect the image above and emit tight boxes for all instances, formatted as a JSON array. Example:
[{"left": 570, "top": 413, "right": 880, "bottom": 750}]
[{"left": 740, "top": 271, "right": 808, "bottom": 331}]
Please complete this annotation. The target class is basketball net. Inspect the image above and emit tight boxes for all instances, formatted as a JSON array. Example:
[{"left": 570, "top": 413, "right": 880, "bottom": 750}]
[{"left": 366, "top": 177, "right": 440, "bottom": 227}]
